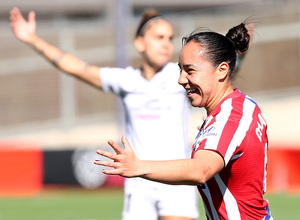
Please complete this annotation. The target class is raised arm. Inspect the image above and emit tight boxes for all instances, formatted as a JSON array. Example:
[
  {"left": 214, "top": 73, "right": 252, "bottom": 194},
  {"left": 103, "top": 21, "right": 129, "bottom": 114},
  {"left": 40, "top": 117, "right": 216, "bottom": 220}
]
[
  {"left": 94, "top": 135, "right": 224, "bottom": 186},
  {"left": 10, "top": 7, "right": 103, "bottom": 90}
]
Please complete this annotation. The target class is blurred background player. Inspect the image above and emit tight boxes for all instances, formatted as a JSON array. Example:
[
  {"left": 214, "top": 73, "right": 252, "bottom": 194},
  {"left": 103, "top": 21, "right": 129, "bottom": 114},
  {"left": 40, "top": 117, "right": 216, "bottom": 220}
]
[{"left": 10, "top": 7, "right": 199, "bottom": 220}]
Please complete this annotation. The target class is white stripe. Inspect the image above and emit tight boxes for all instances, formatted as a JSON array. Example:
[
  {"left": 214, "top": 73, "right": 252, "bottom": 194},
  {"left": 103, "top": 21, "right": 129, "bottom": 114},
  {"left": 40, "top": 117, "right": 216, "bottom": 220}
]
[
  {"left": 215, "top": 174, "right": 241, "bottom": 220},
  {"left": 263, "top": 216, "right": 274, "bottom": 220},
  {"left": 206, "top": 99, "right": 233, "bottom": 151},
  {"left": 262, "top": 216, "right": 274, "bottom": 220},
  {"left": 224, "top": 98, "right": 256, "bottom": 165}
]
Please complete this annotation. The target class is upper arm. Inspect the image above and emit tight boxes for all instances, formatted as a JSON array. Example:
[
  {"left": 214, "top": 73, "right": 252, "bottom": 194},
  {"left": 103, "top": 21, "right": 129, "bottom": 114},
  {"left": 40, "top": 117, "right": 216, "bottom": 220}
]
[
  {"left": 76, "top": 65, "right": 103, "bottom": 90},
  {"left": 193, "top": 149, "right": 224, "bottom": 184}
]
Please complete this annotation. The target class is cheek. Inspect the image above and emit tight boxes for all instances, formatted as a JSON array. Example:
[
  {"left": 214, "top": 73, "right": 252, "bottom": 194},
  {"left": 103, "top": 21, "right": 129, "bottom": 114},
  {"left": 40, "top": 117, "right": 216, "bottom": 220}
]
[
  {"left": 147, "top": 44, "right": 160, "bottom": 56},
  {"left": 190, "top": 75, "right": 204, "bottom": 88},
  {"left": 144, "top": 47, "right": 156, "bottom": 61},
  {"left": 168, "top": 43, "right": 174, "bottom": 53}
]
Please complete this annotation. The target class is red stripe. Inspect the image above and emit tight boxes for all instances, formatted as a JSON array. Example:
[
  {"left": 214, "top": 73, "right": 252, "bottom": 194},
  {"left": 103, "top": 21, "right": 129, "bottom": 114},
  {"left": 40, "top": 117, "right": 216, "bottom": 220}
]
[{"left": 217, "top": 96, "right": 245, "bottom": 158}]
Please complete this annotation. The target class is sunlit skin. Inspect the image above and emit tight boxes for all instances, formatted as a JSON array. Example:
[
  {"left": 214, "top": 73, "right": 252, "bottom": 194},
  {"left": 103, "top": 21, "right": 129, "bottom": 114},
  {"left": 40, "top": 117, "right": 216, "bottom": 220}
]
[
  {"left": 135, "top": 20, "right": 174, "bottom": 80},
  {"left": 178, "top": 40, "right": 234, "bottom": 115}
]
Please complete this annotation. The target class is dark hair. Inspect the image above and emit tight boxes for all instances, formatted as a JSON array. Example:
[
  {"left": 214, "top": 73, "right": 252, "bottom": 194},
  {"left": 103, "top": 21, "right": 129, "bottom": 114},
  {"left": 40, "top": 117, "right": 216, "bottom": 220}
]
[
  {"left": 182, "top": 23, "right": 250, "bottom": 80},
  {"left": 136, "top": 9, "right": 161, "bottom": 37}
]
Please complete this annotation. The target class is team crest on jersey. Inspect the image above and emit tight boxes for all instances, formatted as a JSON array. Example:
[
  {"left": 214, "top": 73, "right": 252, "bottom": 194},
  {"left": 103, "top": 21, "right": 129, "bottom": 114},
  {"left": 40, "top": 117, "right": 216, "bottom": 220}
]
[
  {"left": 203, "top": 126, "right": 217, "bottom": 137},
  {"left": 194, "top": 125, "right": 217, "bottom": 150}
]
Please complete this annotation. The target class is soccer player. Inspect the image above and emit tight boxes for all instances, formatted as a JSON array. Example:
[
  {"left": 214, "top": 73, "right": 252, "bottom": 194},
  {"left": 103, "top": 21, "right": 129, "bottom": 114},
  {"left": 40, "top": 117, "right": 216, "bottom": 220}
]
[
  {"left": 94, "top": 22, "right": 274, "bottom": 220},
  {"left": 10, "top": 7, "right": 199, "bottom": 220}
]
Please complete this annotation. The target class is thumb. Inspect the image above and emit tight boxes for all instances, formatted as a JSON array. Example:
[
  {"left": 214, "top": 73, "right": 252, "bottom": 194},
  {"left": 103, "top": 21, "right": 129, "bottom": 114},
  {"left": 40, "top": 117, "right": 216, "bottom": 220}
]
[{"left": 28, "top": 11, "right": 36, "bottom": 24}]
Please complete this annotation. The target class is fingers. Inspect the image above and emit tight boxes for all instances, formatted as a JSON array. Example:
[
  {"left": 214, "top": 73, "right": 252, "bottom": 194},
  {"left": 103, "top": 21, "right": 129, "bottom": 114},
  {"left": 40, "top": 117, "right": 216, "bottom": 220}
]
[
  {"left": 94, "top": 150, "right": 120, "bottom": 172},
  {"left": 121, "top": 135, "right": 132, "bottom": 151},
  {"left": 102, "top": 169, "right": 123, "bottom": 175},
  {"left": 10, "top": 7, "right": 21, "bottom": 21},
  {"left": 94, "top": 136, "right": 138, "bottom": 178},
  {"left": 9, "top": 8, "right": 17, "bottom": 23},
  {"left": 107, "top": 139, "right": 124, "bottom": 154},
  {"left": 95, "top": 137, "right": 126, "bottom": 161},
  {"left": 10, "top": 7, "right": 24, "bottom": 29},
  {"left": 96, "top": 149, "right": 118, "bottom": 161},
  {"left": 94, "top": 159, "right": 117, "bottom": 168},
  {"left": 94, "top": 160, "right": 121, "bottom": 175},
  {"left": 10, "top": 7, "right": 32, "bottom": 24}
]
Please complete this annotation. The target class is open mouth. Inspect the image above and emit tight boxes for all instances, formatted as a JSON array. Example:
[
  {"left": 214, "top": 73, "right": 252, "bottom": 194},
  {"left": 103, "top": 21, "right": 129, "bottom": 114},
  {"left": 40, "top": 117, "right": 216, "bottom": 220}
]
[{"left": 186, "top": 89, "right": 197, "bottom": 95}]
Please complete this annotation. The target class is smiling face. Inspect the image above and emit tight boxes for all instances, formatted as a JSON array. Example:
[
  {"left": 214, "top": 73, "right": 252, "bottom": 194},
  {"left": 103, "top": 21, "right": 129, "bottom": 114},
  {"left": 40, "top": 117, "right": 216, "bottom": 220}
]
[
  {"left": 135, "top": 19, "right": 174, "bottom": 70},
  {"left": 178, "top": 40, "right": 231, "bottom": 112}
]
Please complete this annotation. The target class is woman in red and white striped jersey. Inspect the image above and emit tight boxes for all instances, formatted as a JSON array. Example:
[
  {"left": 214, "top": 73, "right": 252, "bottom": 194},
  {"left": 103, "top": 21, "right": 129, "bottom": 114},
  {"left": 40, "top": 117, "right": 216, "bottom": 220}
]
[{"left": 95, "top": 22, "right": 273, "bottom": 220}]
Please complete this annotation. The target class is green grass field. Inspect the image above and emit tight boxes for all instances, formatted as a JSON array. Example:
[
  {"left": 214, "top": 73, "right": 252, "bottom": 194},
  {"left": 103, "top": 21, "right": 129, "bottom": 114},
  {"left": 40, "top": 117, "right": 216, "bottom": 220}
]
[{"left": 0, "top": 187, "right": 299, "bottom": 220}]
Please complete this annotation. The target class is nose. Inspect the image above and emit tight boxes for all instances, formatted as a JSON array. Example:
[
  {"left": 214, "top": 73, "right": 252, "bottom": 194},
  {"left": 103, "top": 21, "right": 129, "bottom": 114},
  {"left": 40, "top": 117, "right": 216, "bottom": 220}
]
[
  {"left": 163, "top": 37, "right": 173, "bottom": 50},
  {"left": 178, "top": 71, "right": 188, "bottom": 86}
]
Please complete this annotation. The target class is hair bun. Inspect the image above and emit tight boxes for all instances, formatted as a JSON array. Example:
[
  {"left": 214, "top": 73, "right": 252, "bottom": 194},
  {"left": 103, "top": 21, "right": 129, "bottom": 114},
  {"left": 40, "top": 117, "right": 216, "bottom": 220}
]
[
  {"left": 142, "top": 8, "right": 160, "bottom": 18},
  {"left": 225, "top": 23, "right": 250, "bottom": 54}
]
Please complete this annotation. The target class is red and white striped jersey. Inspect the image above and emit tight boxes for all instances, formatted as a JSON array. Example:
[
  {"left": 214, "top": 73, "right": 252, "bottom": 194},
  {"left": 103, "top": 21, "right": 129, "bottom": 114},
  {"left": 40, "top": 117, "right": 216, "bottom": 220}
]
[{"left": 192, "top": 89, "right": 272, "bottom": 220}]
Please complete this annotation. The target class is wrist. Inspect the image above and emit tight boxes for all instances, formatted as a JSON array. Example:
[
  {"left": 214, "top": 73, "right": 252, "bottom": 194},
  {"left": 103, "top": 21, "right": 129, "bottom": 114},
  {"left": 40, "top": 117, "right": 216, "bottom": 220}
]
[
  {"left": 28, "top": 34, "right": 39, "bottom": 47},
  {"left": 138, "top": 160, "right": 150, "bottom": 178}
]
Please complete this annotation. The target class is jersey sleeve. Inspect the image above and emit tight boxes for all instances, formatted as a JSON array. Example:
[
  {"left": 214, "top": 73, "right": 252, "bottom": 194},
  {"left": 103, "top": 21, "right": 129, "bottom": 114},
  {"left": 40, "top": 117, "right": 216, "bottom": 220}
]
[
  {"left": 195, "top": 96, "right": 257, "bottom": 166},
  {"left": 100, "top": 67, "right": 135, "bottom": 95}
]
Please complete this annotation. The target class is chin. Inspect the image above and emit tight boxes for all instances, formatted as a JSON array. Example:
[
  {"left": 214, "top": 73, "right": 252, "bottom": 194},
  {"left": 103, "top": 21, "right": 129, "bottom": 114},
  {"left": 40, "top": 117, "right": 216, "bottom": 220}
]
[
  {"left": 190, "top": 101, "right": 198, "bottom": 108},
  {"left": 190, "top": 100, "right": 202, "bottom": 108},
  {"left": 160, "top": 61, "right": 169, "bottom": 67}
]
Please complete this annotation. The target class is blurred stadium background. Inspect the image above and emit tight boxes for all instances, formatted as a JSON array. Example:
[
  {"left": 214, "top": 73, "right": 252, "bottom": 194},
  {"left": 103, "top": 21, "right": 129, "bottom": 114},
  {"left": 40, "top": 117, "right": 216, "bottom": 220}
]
[{"left": 0, "top": 0, "right": 299, "bottom": 212}]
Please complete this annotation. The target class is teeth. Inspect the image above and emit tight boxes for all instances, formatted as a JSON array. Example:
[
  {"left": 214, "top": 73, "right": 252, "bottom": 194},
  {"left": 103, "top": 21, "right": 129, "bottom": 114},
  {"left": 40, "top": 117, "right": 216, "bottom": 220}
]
[{"left": 187, "top": 89, "right": 196, "bottom": 94}]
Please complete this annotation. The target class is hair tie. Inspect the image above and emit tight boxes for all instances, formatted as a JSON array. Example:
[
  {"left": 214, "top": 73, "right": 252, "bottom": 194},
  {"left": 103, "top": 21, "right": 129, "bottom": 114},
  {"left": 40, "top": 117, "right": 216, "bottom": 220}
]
[
  {"left": 137, "top": 16, "right": 163, "bottom": 36},
  {"left": 227, "top": 37, "right": 236, "bottom": 48}
]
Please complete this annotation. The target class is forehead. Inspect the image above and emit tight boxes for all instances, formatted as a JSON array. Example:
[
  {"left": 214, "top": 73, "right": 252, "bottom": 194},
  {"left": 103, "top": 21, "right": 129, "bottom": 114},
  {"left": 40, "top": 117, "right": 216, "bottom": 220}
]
[{"left": 179, "top": 41, "right": 205, "bottom": 62}]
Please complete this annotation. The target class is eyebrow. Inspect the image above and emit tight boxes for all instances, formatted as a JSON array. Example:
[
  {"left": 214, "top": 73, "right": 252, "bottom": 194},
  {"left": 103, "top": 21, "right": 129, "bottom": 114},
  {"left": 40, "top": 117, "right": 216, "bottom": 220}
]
[{"left": 180, "top": 64, "right": 198, "bottom": 69}]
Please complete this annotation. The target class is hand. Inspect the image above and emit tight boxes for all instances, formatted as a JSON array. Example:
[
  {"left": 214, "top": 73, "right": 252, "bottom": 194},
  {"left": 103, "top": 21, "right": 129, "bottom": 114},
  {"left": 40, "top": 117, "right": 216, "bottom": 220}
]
[
  {"left": 94, "top": 135, "right": 143, "bottom": 178},
  {"left": 10, "top": 7, "right": 37, "bottom": 43},
  {"left": 197, "top": 115, "right": 207, "bottom": 130}
]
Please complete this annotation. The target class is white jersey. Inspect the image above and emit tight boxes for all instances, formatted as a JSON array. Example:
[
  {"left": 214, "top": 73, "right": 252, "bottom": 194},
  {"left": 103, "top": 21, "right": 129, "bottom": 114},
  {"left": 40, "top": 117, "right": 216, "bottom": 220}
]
[
  {"left": 100, "top": 62, "right": 191, "bottom": 161},
  {"left": 101, "top": 63, "right": 199, "bottom": 220}
]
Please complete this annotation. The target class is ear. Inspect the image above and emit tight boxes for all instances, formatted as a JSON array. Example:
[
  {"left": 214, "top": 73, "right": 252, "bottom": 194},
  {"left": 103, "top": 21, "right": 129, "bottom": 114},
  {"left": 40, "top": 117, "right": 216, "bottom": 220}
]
[
  {"left": 216, "top": 62, "right": 230, "bottom": 81},
  {"left": 134, "top": 36, "right": 145, "bottom": 53}
]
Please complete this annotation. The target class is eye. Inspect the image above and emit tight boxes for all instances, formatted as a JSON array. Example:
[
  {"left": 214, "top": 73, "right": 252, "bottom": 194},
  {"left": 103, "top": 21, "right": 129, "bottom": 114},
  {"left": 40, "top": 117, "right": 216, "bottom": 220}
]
[
  {"left": 156, "top": 35, "right": 164, "bottom": 40},
  {"left": 178, "top": 63, "right": 182, "bottom": 71},
  {"left": 185, "top": 67, "right": 196, "bottom": 74}
]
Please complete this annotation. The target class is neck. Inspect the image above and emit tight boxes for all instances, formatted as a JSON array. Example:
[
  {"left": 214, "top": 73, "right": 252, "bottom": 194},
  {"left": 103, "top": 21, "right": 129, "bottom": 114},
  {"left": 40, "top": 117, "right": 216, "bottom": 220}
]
[
  {"left": 140, "top": 62, "right": 164, "bottom": 81},
  {"left": 206, "top": 86, "right": 234, "bottom": 115}
]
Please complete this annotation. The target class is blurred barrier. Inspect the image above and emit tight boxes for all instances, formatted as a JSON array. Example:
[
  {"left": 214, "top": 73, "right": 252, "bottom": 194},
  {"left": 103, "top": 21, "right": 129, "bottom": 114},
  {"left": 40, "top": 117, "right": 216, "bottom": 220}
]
[
  {"left": 0, "top": 141, "right": 298, "bottom": 196},
  {"left": 43, "top": 149, "right": 125, "bottom": 189},
  {"left": 0, "top": 141, "right": 43, "bottom": 196},
  {"left": 0, "top": 143, "right": 124, "bottom": 197},
  {"left": 267, "top": 146, "right": 300, "bottom": 193}
]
